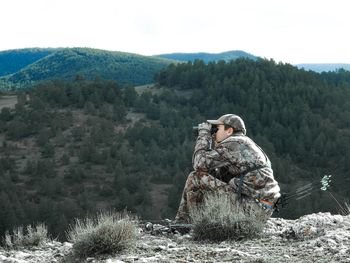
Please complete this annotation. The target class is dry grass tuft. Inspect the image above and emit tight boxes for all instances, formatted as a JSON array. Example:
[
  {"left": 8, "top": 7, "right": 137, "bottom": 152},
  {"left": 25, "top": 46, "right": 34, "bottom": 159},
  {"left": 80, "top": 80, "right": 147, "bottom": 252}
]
[
  {"left": 4, "top": 223, "right": 49, "bottom": 248},
  {"left": 190, "top": 193, "right": 263, "bottom": 242},
  {"left": 344, "top": 202, "right": 350, "bottom": 215},
  {"left": 67, "top": 211, "right": 138, "bottom": 259}
]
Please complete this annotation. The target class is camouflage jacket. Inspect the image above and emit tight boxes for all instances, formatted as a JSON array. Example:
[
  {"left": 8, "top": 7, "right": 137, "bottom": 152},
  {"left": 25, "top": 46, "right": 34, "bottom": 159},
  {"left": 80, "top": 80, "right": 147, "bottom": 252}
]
[{"left": 192, "top": 130, "right": 281, "bottom": 202}]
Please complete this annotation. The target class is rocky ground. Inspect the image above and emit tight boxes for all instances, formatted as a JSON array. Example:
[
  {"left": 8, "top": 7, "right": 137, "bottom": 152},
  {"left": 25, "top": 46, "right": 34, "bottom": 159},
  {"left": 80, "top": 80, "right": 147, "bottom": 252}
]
[{"left": 0, "top": 212, "right": 349, "bottom": 263}]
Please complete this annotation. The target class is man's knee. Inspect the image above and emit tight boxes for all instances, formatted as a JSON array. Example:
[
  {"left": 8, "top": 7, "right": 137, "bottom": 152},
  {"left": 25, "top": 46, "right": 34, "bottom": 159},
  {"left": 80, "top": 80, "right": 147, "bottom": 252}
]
[{"left": 184, "top": 171, "right": 200, "bottom": 190}]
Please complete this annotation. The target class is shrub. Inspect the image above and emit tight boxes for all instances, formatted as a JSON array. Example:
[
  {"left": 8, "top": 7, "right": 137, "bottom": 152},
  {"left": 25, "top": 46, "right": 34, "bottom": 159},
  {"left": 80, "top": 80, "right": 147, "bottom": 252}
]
[
  {"left": 67, "top": 211, "right": 138, "bottom": 259},
  {"left": 328, "top": 192, "right": 350, "bottom": 215},
  {"left": 345, "top": 202, "right": 350, "bottom": 215},
  {"left": 4, "top": 223, "right": 49, "bottom": 248},
  {"left": 190, "top": 193, "right": 264, "bottom": 242}
]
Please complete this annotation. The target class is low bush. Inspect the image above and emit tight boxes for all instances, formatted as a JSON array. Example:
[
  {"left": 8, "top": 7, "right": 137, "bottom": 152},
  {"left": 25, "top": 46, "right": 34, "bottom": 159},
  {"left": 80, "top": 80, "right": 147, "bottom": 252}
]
[
  {"left": 67, "top": 211, "right": 138, "bottom": 259},
  {"left": 345, "top": 202, "right": 350, "bottom": 215},
  {"left": 190, "top": 193, "right": 264, "bottom": 242},
  {"left": 4, "top": 223, "right": 49, "bottom": 248},
  {"left": 328, "top": 192, "right": 350, "bottom": 215}
]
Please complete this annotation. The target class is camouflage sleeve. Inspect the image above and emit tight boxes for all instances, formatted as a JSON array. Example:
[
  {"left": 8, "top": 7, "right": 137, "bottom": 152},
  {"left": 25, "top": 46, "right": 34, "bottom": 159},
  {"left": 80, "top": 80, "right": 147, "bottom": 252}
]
[{"left": 192, "top": 130, "right": 231, "bottom": 171}]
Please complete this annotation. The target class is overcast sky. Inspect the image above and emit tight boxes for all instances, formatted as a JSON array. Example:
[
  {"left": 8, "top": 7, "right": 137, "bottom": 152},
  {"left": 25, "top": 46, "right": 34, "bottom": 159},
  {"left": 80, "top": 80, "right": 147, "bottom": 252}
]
[{"left": 1, "top": 0, "right": 349, "bottom": 64}]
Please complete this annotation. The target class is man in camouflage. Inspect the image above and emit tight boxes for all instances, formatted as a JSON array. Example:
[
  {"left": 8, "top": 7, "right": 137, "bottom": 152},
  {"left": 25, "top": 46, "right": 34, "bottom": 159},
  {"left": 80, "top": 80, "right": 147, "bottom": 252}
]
[{"left": 175, "top": 114, "right": 280, "bottom": 223}]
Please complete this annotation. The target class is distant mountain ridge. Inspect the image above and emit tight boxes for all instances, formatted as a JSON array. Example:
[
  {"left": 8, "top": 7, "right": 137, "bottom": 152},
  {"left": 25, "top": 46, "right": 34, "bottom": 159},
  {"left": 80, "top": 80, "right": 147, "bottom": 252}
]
[
  {"left": 155, "top": 50, "right": 258, "bottom": 63},
  {"left": 297, "top": 63, "right": 350, "bottom": 73}
]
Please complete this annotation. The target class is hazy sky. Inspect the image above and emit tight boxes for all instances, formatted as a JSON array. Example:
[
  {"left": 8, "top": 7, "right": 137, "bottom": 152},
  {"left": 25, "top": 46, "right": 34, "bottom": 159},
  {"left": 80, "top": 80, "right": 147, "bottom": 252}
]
[{"left": 1, "top": 0, "right": 349, "bottom": 64}]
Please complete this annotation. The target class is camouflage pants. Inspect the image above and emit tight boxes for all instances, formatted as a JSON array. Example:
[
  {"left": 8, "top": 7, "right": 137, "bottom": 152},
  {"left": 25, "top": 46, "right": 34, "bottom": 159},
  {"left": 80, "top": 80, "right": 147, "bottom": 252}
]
[{"left": 175, "top": 171, "right": 273, "bottom": 223}]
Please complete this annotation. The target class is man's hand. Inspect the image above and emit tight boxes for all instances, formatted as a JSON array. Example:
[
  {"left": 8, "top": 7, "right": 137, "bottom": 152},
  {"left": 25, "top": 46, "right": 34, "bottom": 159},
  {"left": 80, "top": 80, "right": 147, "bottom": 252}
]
[
  {"left": 197, "top": 122, "right": 211, "bottom": 136},
  {"left": 198, "top": 122, "right": 211, "bottom": 131}
]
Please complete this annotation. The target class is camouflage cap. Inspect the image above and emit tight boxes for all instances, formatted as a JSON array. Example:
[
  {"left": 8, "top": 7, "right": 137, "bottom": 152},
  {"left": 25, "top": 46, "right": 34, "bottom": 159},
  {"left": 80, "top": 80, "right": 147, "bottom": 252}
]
[{"left": 207, "top": 114, "right": 246, "bottom": 135}]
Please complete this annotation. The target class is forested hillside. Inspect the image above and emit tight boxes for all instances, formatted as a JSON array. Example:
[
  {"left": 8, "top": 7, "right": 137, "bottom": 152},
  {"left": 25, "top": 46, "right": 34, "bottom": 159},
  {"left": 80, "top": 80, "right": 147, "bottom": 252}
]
[
  {"left": 0, "top": 48, "right": 175, "bottom": 90},
  {"left": 0, "top": 48, "right": 58, "bottom": 77},
  {"left": 1, "top": 58, "right": 350, "bottom": 241}
]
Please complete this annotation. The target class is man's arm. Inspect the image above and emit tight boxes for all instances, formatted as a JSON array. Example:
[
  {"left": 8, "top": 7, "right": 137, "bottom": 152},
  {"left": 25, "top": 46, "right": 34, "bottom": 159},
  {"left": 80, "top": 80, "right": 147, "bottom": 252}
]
[{"left": 192, "top": 123, "right": 231, "bottom": 171}]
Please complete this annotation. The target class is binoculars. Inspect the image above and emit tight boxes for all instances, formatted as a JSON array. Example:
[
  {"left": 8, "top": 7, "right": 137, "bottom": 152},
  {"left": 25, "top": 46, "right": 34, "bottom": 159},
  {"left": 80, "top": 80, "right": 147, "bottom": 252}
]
[{"left": 192, "top": 125, "right": 218, "bottom": 136}]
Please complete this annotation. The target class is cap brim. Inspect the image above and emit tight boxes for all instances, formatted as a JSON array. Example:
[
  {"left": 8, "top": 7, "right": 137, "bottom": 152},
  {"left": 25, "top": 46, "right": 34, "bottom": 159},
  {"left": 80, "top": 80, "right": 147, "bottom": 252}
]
[{"left": 207, "top": 119, "right": 223, "bottom": 125}]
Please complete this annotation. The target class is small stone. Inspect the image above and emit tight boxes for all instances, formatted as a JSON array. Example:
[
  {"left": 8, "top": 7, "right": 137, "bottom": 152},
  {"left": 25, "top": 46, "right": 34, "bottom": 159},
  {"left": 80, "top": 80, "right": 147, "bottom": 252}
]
[
  {"left": 106, "top": 259, "right": 126, "bottom": 263},
  {"left": 215, "top": 248, "right": 230, "bottom": 253},
  {"left": 326, "top": 238, "right": 338, "bottom": 246},
  {"left": 14, "top": 251, "right": 31, "bottom": 259},
  {"left": 0, "top": 255, "right": 8, "bottom": 261},
  {"left": 314, "top": 247, "right": 324, "bottom": 252},
  {"left": 168, "top": 242, "right": 177, "bottom": 248},
  {"left": 6, "top": 256, "right": 27, "bottom": 263},
  {"left": 154, "top": 245, "right": 166, "bottom": 251},
  {"left": 169, "top": 246, "right": 188, "bottom": 252},
  {"left": 125, "top": 255, "right": 140, "bottom": 261},
  {"left": 63, "top": 242, "right": 73, "bottom": 248},
  {"left": 338, "top": 248, "right": 348, "bottom": 254}
]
